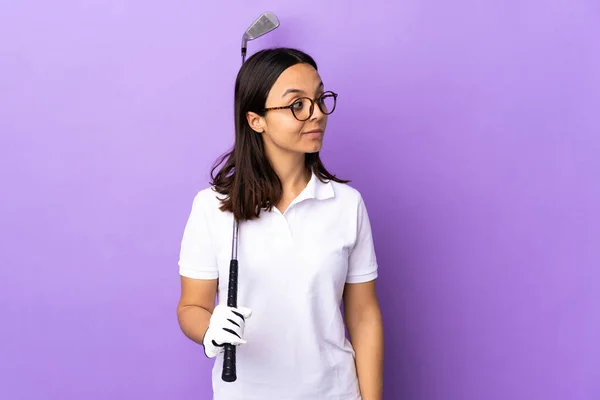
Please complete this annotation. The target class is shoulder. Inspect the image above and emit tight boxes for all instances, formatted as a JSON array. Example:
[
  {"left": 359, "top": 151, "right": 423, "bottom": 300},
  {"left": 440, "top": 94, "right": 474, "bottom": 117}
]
[
  {"left": 193, "top": 186, "right": 225, "bottom": 203},
  {"left": 189, "top": 186, "right": 229, "bottom": 216},
  {"left": 329, "top": 180, "right": 366, "bottom": 207}
]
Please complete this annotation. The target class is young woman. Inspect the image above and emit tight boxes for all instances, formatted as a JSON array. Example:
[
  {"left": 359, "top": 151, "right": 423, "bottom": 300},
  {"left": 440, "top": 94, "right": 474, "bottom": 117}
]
[{"left": 177, "top": 47, "right": 384, "bottom": 400}]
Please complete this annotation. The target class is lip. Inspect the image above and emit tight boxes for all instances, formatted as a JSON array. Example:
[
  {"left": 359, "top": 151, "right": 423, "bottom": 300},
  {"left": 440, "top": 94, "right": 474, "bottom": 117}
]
[{"left": 303, "top": 129, "right": 324, "bottom": 135}]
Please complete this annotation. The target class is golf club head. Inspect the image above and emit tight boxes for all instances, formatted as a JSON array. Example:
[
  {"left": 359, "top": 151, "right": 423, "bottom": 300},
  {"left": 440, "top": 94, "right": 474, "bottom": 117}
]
[{"left": 241, "top": 12, "right": 280, "bottom": 53}]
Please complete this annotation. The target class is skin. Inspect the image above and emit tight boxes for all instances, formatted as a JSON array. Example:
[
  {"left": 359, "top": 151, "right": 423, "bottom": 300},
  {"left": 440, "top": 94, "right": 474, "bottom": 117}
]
[
  {"left": 177, "top": 63, "right": 383, "bottom": 399},
  {"left": 246, "top": 62, "right": 328, "bottom": 213}
]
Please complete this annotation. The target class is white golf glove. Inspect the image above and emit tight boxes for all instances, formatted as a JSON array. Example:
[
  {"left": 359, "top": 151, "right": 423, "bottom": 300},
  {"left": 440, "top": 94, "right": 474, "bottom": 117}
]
[{"left": 202, "top": 304, "right": 252, "bottom": 358}]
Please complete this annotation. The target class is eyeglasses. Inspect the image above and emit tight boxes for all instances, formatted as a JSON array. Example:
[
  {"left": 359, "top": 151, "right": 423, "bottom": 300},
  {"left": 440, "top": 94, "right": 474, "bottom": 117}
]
[{"left": 263, "top": 91, "right": 338, "bottom": 121}]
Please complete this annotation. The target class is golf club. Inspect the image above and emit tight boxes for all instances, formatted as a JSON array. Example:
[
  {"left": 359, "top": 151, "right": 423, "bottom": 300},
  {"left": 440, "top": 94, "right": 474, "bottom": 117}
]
[
  {"left": 221, "top": 11, "right": 280, "bottom": 384},
  {"left": 241, "top": 11, "right": 280, "bottom": 63}
]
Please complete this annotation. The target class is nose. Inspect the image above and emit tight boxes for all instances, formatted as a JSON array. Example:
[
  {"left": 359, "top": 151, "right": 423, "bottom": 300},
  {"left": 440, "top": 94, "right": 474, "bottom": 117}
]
[{"left": 309, "top": 100, "right": 325, "bottom": 121}]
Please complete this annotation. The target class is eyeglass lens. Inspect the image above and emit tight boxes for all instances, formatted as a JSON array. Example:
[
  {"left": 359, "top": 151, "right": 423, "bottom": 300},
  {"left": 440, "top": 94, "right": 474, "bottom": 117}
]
[{"left": 292, "top": 93, "right": 337, "bottom": 120}]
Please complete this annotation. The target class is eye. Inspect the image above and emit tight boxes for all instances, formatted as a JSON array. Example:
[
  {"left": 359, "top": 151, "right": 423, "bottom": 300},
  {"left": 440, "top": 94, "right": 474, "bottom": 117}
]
[{"left": 291, "top": 100, "right": 304, "bottom": 110}]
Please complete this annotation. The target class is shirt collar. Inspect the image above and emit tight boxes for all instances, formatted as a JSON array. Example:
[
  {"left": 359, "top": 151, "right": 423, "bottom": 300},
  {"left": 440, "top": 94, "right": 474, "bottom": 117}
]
[{"left": 302, "top": 170, "right": 335, "bottom": 201}]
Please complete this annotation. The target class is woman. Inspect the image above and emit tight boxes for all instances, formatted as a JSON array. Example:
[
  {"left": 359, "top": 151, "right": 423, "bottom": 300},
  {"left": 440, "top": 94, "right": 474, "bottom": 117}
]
[{"left": 177, "top": 47, "right": 384, "bottom": 400}]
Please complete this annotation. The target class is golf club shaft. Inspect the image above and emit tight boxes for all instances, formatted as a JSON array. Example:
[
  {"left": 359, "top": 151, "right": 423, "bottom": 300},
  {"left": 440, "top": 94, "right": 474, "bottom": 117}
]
[{"left": 222, "top": 219, "right": 239, "bottom": 382}]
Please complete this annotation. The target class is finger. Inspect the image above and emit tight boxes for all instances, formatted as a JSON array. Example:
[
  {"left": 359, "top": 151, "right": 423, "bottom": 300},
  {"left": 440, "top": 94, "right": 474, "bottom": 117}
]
[
  {"left": 204, "top": 344, "right": 224, "bottom": 358},
  {"left": 222, "top": 326, "right": 243, "bottom": 340},
  {"left": 233, "top": 306, "right": 252, "bottom": 319},
  {"left": 215, "top": 330, "right": 247, "bottom": 346},
  {"left": 225, "top": 313, "right": 245, "bottom": 330}
]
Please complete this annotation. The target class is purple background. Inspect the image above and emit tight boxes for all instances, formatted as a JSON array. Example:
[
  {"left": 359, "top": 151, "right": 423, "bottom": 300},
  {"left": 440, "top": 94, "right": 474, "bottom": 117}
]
[{"left": 1, "top": 1, "right": 599, "bottom": 399}]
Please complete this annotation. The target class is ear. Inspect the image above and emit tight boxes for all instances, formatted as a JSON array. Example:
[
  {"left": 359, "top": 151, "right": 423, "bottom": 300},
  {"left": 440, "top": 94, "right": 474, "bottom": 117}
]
[{"left": 246, "top": 112, "right": 265, "bottom": 133}]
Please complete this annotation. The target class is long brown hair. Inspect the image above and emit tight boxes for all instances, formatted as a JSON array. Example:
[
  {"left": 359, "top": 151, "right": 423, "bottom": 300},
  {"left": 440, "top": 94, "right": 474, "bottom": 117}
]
[{"left": 210, "top": 48, "right": 348, "bottom": 221}]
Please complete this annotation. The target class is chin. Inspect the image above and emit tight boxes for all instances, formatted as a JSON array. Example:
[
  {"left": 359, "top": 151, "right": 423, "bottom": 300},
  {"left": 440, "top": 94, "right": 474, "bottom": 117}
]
[{"left": 303, "top": 144, "right": 323, "bottom": 154}]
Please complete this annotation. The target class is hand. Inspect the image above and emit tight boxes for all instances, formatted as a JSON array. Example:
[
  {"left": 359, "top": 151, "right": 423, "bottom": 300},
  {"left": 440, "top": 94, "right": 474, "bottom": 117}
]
[{"left": 202, "top": 304, "right": 252, "bottom": 358}]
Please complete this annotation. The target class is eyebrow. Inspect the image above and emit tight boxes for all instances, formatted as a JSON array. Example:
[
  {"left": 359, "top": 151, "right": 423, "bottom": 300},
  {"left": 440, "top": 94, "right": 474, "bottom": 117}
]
[{"left": 281, "top": 81, "right": 324, "bottom": 98}]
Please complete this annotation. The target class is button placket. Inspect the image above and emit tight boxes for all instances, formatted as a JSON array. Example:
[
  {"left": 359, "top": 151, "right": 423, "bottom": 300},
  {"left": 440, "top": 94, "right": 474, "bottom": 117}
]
[{"left": 277, "top": 206, "right": 294, "bottom": 241}]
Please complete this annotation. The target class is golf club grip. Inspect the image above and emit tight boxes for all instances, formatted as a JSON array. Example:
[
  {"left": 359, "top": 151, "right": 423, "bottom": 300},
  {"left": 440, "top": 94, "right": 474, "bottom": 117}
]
[{"left": 222, "top": 259, "right": 238, "bottom": 382}]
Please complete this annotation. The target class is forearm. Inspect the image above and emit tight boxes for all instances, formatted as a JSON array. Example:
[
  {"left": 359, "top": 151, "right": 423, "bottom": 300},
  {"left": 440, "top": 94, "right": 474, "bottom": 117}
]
[
  {"left": 349, "top": 310, "right": 384, "bottom": 400},
  {"left": 177, "top": 305, "right": 212, "bottom": 345}
]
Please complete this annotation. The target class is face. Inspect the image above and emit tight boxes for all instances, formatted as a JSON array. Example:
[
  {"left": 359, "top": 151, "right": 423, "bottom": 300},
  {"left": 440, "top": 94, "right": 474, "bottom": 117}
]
[{"left": 247, "top": 63, "right": 332, "bottom": 156}]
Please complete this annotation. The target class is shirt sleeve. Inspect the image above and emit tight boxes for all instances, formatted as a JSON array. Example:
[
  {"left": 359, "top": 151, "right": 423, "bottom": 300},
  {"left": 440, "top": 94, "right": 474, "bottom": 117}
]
[
  {"left": 346, "top": 193, "right": 379, "bottom": 284},
  {"left": 178, "top": 190, "right": 219, "bottom": 280}
]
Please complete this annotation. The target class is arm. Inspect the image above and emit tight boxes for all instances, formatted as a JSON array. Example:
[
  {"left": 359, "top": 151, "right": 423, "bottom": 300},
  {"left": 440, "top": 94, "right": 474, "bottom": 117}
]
[
  {"left": 343, "top": 280, "right": 384, "bottom": 400},
  {"left": 176, "top": 190, "right": 220, "bottom": 346},
  {"left": 176, "top": 276, "right": 217, "bottom": 346}
]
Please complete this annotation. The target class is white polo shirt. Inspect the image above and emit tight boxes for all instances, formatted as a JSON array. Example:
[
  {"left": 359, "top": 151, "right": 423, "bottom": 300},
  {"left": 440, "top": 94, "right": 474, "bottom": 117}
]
[{"left": 178, "top": 171, "right": 378, "bottom": 400}]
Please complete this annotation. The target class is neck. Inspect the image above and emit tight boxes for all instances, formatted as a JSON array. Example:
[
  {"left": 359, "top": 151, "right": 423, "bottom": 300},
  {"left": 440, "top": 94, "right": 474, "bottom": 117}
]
[{"left": 266, "top": 148, "right": 311, "bottom": 196}]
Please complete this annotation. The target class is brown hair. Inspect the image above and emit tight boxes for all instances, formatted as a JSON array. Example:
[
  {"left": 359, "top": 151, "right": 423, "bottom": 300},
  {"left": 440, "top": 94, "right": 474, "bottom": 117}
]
[{"left": 210, "top": 47, "right": 348, "bottom": 221}]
